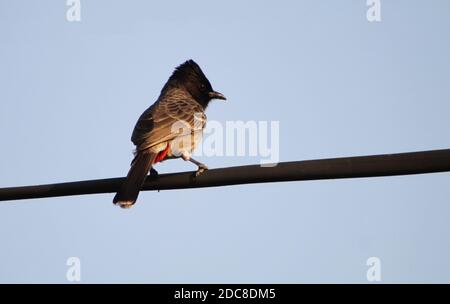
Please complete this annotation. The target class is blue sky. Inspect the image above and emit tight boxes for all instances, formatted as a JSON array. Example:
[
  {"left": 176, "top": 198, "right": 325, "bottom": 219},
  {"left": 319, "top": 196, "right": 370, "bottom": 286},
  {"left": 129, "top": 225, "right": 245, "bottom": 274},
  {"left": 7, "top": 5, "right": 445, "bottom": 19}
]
[{"left": 0, "top": 0, "right": 450, "bottom": 283}]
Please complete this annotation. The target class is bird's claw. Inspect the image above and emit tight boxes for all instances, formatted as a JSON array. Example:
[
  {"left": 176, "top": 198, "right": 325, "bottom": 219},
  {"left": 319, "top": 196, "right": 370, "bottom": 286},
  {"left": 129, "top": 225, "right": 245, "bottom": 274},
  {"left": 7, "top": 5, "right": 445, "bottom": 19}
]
[
  {"left": 150, "top": 167, "right": 159, "bottom": 176},
  {"left": 195, "top": 165, "right": 208, "bottom": 177}
]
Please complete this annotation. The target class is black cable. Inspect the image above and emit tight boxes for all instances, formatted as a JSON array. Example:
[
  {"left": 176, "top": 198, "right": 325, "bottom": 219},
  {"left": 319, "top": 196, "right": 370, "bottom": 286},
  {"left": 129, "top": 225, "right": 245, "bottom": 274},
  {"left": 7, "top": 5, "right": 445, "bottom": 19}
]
[{"left": 1, "top": 149, "right": 450, "bottom": 202}]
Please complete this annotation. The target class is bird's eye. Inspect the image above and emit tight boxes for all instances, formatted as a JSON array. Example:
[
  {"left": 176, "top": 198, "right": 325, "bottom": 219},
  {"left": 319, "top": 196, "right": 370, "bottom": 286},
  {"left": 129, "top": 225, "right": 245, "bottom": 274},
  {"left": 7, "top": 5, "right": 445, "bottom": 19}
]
[{"left": 200, "top": 84, "right": 206, "bottom": 89}]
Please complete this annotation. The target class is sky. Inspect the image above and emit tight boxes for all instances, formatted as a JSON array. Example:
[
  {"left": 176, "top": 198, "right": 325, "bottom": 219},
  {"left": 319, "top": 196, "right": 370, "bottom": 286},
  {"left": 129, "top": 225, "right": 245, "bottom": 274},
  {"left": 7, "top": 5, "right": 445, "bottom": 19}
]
[{"left": 0, "top": 0, "right": 450, "bottom": 283}]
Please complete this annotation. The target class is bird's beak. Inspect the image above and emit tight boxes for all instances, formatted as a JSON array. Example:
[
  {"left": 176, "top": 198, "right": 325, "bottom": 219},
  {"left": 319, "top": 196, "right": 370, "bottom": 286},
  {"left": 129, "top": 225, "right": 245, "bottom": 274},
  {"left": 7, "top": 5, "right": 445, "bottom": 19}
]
[{"left": 209, "top": 91, "right": 226, "bottom": 101}]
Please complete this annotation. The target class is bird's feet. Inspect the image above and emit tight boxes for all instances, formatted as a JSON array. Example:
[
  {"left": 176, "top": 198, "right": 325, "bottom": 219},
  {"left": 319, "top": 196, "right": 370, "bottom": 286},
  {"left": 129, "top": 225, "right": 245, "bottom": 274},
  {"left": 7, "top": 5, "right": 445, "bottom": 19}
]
[
  {"left": 181, "top": 153, "right": 208, "bottom": 177},
  {"left": 150, "top": 167, "right": 159, "bottom": 176},
  {"left": 195, "top": 164, "right": 208, "bottom": 177}
]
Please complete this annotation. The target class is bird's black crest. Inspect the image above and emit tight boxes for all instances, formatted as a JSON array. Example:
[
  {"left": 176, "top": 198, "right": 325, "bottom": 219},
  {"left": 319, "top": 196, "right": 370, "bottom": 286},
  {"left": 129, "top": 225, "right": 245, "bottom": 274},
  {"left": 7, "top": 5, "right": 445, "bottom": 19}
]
[
  {"left": 172, "top": 60, "right": 207, "bottom": 81},
  {"left": 164, "top": 60, "right": 212, "bottom": 89},
  {"left": 161, "top": 59, "right": 215, "bottom": 107}
]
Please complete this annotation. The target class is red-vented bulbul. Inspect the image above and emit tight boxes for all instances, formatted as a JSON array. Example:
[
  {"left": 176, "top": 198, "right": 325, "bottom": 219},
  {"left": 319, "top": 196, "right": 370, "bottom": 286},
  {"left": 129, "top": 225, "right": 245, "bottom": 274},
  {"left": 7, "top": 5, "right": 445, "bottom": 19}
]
[{"left": 113, "top": 60, "right": 226, "bottom": 208}]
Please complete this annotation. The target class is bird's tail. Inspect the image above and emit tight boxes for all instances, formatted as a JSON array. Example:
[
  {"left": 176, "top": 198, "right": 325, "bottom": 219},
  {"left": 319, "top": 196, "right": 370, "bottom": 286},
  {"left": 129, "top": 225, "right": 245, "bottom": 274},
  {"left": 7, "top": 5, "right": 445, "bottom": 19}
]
[{"left": 113, "top": 151, "right": 157, "bottom": 208}]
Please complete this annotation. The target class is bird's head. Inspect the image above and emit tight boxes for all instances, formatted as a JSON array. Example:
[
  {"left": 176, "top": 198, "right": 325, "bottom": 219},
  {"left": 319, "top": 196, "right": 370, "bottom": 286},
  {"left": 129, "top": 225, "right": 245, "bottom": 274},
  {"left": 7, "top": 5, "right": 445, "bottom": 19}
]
[{"left": 162, "top": 59, "right": 226, "bottom": 108}]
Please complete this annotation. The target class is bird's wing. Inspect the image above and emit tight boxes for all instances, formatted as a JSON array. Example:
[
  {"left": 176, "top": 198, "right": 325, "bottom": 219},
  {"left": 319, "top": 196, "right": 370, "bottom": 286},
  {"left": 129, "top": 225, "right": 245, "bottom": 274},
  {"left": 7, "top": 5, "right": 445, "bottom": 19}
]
[{"left": 131, "top": 91, "right": 206, "bottom": 152}]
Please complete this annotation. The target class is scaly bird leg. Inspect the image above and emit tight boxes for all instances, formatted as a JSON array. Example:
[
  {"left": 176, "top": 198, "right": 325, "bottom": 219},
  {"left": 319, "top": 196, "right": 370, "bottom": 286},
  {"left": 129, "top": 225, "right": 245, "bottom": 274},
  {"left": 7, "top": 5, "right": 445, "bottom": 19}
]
[{"left": 182, "top": 153, "right": 208, "bottom": 177}]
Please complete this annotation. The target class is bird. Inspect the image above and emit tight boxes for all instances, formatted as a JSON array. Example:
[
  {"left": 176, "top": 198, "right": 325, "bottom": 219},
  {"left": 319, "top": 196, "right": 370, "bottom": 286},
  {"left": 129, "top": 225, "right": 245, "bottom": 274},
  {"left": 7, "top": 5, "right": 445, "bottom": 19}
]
[{"left": 113, "top": 60, "right": 226, "bottom": 208}]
